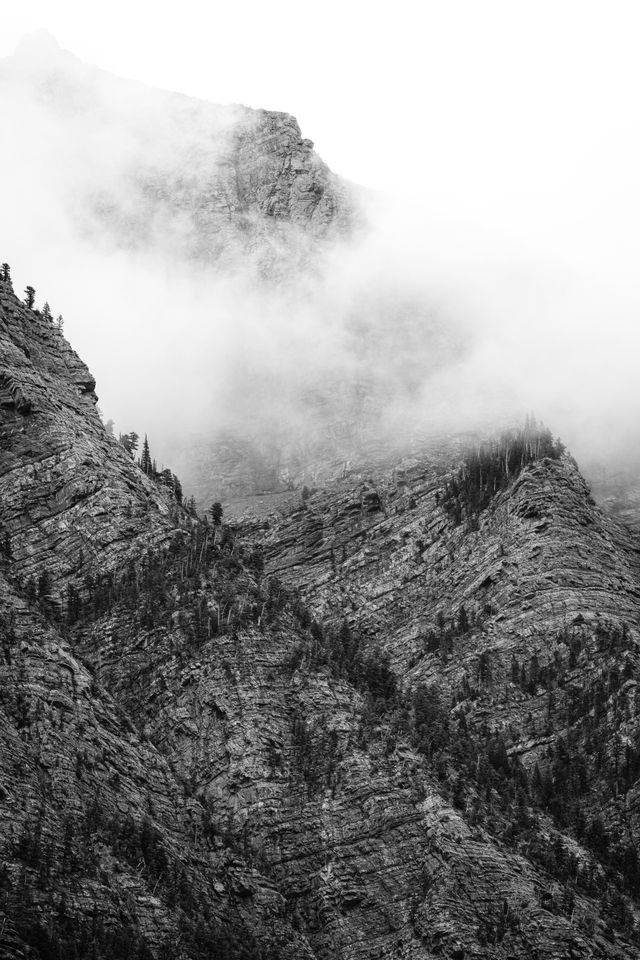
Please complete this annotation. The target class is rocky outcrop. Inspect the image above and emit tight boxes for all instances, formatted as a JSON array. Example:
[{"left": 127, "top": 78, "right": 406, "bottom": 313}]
[
  {"left": 2, "top": 35, "right": 357, "bottom": 278},
  {"left": 0, "top": 277, "right": 177, "bottom": 599}
]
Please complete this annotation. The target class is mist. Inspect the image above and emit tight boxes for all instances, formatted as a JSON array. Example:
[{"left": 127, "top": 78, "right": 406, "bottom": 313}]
[{"left": 1, "top": 32, "right": 639, "bottom": 498}]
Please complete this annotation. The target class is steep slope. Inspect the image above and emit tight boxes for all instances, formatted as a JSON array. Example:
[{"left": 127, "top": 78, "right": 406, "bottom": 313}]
[
  {"left": 0, "top": 275, "right": 312, "bottom": 958},
  {"left": 2, "top": 272, "right": 640, "bottom": 958},
  {"left": 0, "top": 271, "right": 176, "bottom": 594},
  {"left": 253, "top": 433, "right": 640, "bottom": 942},
  {"left": 0, "top": 571, "right": 311, "bottom": 959},
  {"left": 72, "top": 431, "right": 640, "bottom": 958}
]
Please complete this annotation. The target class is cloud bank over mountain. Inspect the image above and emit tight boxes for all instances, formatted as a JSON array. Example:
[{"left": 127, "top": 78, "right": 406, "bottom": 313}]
[{"left": 1, "top": 32, "right": 638, "bottom": 485}]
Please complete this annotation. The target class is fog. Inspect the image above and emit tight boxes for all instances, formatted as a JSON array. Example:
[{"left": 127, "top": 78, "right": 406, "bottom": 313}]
[{"left": 1, "top": 31, "right": 639, "bottom": 496}]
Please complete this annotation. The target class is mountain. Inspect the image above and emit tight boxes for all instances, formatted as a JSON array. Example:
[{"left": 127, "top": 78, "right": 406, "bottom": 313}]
[
  {"left": 0, "top": 35, "right": 464, "bottom": 507},
  {"left": 1, "top": 270, "right": 640, "bottom": 958},
  {"left": 2, "top": 33, "right": 640, "bottom": 960},
  {"left": 2, "top": 31, "right": 356, "bottom": 274}
]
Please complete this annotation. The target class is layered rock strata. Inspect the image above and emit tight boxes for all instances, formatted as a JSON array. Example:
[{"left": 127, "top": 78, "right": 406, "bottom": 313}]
[{"left": 1, "top": 278, "right": 640, "bottom": 957}]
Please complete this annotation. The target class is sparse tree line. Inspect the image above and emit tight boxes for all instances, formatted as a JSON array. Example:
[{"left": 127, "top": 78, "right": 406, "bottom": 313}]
[
  {"left": 1, "top": 263, "right": 65, "bottom": 331},
  {"left": 116, "top": 431, "right": 183, "bottom": 504},
  {"left": 281, "top": 599, "right": 640, "bottom": 942},
  {"left": 2, "top": 489, "right": 228, "bottom": 645},
  {"left": 440, "top": 417, "right": 565, "bottom": 526},
  {"left": 47, "top": 503, "right": 270, "bottom": 650}
]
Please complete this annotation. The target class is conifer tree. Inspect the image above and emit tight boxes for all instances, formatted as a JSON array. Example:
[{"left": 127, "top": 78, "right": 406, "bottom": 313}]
[
  {"left": 118, "top": 432, "right": 139, "bottom": 456},
  {"left": 140, "top": 434, "right": 152, "bottom": 475},
  {"left": 24, "top": 286, "right": 35, "bottom": 309},
  {"left": 1, "top": 263, "right": 10, "bottom": 283}
]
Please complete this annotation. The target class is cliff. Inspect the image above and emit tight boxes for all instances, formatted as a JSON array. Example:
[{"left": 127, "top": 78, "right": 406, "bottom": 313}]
[
  {"left": 1, "top": 276, "right": 639, "bottom": 958},
  {"left": 1, "top": 33, "right": 356, "bottom": 277}
]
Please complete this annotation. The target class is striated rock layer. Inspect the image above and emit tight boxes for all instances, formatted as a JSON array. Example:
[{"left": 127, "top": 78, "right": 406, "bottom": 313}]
[{"left": 1, "top": 275, "right": 640, "bottom": 957}]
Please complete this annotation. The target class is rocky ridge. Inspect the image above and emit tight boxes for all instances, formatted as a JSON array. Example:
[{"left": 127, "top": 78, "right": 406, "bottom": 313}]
[
  {"left": 1, "top": 274, "right": 639, "bottom": 957},
  {"left": 0, "top": 277, "right": 176, "bottom": 596},
  {"left": 0, "top": 276, "right": 313, "bottom": 958}
]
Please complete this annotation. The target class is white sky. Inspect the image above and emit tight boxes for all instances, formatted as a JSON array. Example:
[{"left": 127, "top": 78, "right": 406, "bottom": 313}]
[{"left": 3, "top": 0, "right": 640, "bottom": 272}]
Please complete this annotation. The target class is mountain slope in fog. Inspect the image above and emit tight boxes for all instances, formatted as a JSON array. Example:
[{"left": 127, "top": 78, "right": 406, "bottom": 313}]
[
  {"left": 1, "top": 272, "right": 640, "bottom": 957},
  {"left": 0, "top": 33, "right": 469, "bottom": 501},
  {"left": 2, "top": 31, "right": 640, "bottom": 514},
  {"left": 1, "top": 31, "right": 355, "bottom": 276}
]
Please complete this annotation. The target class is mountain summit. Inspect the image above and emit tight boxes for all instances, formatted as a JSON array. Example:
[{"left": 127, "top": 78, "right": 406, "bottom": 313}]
[{"left": 2, "top": 33, "right": 356, "bottom": 271}]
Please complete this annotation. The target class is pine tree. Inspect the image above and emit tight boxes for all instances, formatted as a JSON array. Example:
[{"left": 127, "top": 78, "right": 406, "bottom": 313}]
[
  {"left": 140, "top": 434, "right": 152, "bottom": 475},
  {"left": 173, "top": 473, "right": 183, "bottom": 504},
  {"left": 41, "top": 302, "right": 52, "bottom": 322},
  {"left": 118, "top": 432, "right": 139, "bottom": 456},
  {"left": 24, "top": 286, "right": 35, "bottom": 309},
  {"left": 1, "top": 263, "right": 11, "bottom": 283}
]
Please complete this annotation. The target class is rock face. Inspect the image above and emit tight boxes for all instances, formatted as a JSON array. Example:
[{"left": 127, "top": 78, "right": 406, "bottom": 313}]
[
  {"left": 1, "top": 276, "right": 640, "bottom": 958},
  {"left": 1, "top": 34, "right": 356, "bottom": 277},
  {"left": 0, "top": 276, "right": 175, "bottom": 596},
  {"left": 0, "top": 277, "right": 312, "bottom": 957}
]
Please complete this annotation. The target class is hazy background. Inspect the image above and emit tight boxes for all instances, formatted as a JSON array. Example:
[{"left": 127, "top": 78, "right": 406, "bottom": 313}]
[{"left": 1, "top": 2, "right": 639, "bottom": 486}]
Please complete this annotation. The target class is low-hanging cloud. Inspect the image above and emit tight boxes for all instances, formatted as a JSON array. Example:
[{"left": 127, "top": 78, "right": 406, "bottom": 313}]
[{"left": 1, "top": 32, "right": 639, "bottom": 498}]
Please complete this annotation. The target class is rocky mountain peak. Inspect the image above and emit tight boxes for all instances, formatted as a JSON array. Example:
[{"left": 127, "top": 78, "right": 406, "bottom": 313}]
[{"left": 1, "top": 37, "right": 357, "bottom": 274}]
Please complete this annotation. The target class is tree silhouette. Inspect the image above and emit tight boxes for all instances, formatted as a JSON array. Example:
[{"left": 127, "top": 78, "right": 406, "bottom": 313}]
[
  {"left": 118, "top": 432, "right": 139, "bottom": 456},
  {"left": 140, "top": 434, "right": 152, "bottom": 475}
]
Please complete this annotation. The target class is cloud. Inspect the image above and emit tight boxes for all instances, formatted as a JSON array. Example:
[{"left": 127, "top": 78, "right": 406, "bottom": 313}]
[{"left": 1, "top": 36, "right": 639, "bottom": 498}]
